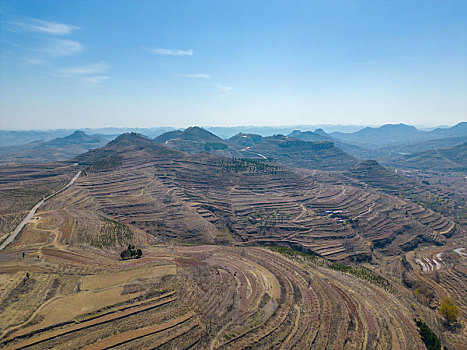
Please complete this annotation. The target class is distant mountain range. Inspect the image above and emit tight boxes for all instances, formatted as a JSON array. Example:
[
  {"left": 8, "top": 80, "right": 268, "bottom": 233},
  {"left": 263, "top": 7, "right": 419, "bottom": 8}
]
[
  {"left": 1, "top": 122, "right": 465, "bottom": 172},
  {"left": 0, "top": 131, "right": 110, "bottom": 164},
  {"left": 6, "top": 123, "right": 462, "bottom": 147},
  {"left": 0, "top": 127, "right": 174, "bottom": 147},
  {"left": 329, "top": 122, "right": 467, "bottom": 148},
  {"left": 154, "top": 127, "right": 358, "bottom": 171},
  {"left": 288, "top": 122, "right": 467, "bottom": 170}
]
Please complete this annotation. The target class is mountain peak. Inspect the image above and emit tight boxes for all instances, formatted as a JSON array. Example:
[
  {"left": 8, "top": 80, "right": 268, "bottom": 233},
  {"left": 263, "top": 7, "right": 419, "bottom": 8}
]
[
  {"left": 380, "top": 123, "right": 418, "bottom": 131},
  {"left": 153, "top": 130, "right": 183, "bottom": 143},
  {"left": 179, "top": 126, "right": 223, "bottom": 142},
  {"left": 76, "top": 132, "right": 183, "bottom": 165},
  {"left": 357, "top": 159, "right": 380, "bottom": 167},
  {"left": 45, "top": 130, "right": 105, "bottom": 146},
  {"left": 71, "top": 130, "right": 86, "bottom": 137},
  {"left": 113, "top": 132, "right": 149, "bottom": 141},
  {"left": 350, "top": 159, "right": 397, "bottom": 177},
  {"left": 108, "top": 132, "right": 155, "bottom": 148}
]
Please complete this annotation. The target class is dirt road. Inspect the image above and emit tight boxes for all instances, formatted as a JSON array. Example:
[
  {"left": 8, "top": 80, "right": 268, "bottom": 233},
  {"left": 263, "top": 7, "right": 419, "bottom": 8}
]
[{"left": 0, "top": 171, "right": 81, "bottom": 251}]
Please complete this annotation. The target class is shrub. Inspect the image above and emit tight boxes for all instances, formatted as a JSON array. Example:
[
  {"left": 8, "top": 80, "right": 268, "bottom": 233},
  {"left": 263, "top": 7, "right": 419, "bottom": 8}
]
[
  {"left": 416, "top": 319, "right": 441, "bottom": 350},
  {"left": 269, "top": 246, "right": 392, "bottom": 292},
  {"left": 90, "top": 217, "right": 132, "bottom": 248},
  {"left": 120, "top": 245, "right": 142, "bottom": 260},
  {"left": 439, "top": 297, "right": 460, "bottom": 324},
  {"left": 204, "top": 142, "right": 228, "bottom": 151},
  {"left": 89, "top": 154, "right": 123, "bottom": 172}
]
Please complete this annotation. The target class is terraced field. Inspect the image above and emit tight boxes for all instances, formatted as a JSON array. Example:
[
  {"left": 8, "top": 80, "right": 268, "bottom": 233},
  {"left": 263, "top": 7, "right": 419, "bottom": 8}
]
[
  {"left": 0, "top": 134, "right": 465, "bottom": 349},
  {"left": 0, "top": 219, "right": 433, "bottom": 349},
  {"left": 183, "top": 246, "right": 426, "bottom": 349},
  {"left": 45, "top": 149, "right": 456, "bottom": 263},
  {"left": 3, "top": 218, "right": 463, "bottom": 350},
  {"left": 408, "top": 244, "right": 467, "bottom": 344},
  {"left": 344, "top": 161, "right": 462, "bottom": 238}
]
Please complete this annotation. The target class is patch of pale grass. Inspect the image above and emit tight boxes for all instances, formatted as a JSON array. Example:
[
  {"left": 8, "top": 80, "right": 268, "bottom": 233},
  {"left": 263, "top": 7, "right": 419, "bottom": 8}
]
[
  {"left": 14, "top": 286, "right": 139, "bottom": 337},
  {"left": 81, "top": 264, "right": 177, "bottom": 291}
]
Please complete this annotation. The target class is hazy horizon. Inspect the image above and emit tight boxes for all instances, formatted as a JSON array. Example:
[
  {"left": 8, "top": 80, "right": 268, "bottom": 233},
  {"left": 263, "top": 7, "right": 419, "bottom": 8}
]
[{"left": 0, "top": 122, "right": 462, "bottom": 133}]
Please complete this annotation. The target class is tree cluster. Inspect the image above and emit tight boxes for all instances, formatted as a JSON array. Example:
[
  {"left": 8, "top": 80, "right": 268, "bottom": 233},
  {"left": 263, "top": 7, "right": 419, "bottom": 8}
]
[
  {"left": 204, "top": 142, "right": 228, "bottom": 151},
  {"left": 415, "top": 319, "right": 442, "bottom": 350},
  {"left": 439, "top": 297, "right": 460, "bottom": 325},
  {"left": 214, "top": 158, "right": 278, "bottom": 174},
  {"left": 120, "top": 244, "right": 142, "bottom": 260},
  {"left": 269, "top": 246, "right": 392, "bottom": 292}
]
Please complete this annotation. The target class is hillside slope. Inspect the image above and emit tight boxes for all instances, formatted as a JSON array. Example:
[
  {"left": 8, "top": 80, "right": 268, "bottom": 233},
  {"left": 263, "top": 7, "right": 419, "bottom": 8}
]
[
  {"left": 242, "top": 135, "right": 359, "bottom": 171},
  {"left": 389, "top": 142, "right": 467, "bottom": 171},
  {"left": 0, "top": 131, "right": 109, "bottom": 163},
  {"left": 75, "top": 132, "right": 184, "bottom": 166},
  {"left": 0, "top": 134, "right": 465, "bottom": 349},
  {"left": 44, "top": 135, "right": 456, "bottom": 262},
  {"left": 155, "top": 127, "right": 230, "bottom": 155}
]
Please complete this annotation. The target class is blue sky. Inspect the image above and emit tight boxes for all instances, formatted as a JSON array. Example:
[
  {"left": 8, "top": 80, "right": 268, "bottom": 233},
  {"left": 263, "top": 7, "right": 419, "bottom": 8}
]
[{"left": 0, "top": 0, "right": 466, "bottom": 129}]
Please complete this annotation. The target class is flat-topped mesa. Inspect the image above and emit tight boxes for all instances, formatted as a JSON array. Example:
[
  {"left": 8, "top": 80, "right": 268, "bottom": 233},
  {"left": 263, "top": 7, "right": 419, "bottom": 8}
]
[
  {"left": 288, "top": 129, "right": 332, "bottom": 142},
  {"left": 247, "top": 135, "right": 358, "bottom": 171},
  {"left": 228, "top": 133, "right": 263, "bottom": 148}
]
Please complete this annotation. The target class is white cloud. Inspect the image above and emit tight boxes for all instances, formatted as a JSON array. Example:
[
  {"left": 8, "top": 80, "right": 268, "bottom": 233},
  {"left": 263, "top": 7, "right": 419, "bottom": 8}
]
[
  {"left": 12, "top": 19, "right": 79, "bottom": 35},
  {"left": 43, "top": 39, "right": 84, "bottom": 57},
  {"left": 58, "top": 62, "right": 109, "bottom": 75},
  {"left": 80, "top": 75, "right": 110, "bottom": 84},
  {"left": 24, "top": 58, "right": 48, "bottom": 65},
  {"left": 56, "top": 62, "right": 110, "bottom": 84},
  {"left": 182, "top": 74, "right": 210, "bottom": 79},
  {"left": 149, "top": 48, "right": 193, "bottom": 56},
  {"left": 217, "top": 84, "right": 233, "bottom": 97}
]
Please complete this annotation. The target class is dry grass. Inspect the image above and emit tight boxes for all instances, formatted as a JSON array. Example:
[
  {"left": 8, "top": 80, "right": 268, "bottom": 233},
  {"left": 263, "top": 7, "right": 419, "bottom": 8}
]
[
  {"left": 0, "top": 154, "right": 465, "bottom": 349},
  {"left": 81, "top": 264, "right": 176, "bottom": 291},
  {"left": 12, "top": 286, "right": 140, "bottom": 338}
]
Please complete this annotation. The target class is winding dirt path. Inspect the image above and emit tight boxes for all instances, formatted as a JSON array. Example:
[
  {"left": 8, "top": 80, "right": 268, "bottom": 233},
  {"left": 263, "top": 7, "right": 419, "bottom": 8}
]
[{"left": 0, "top": 171, "right": 81, "bottom": 251}]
